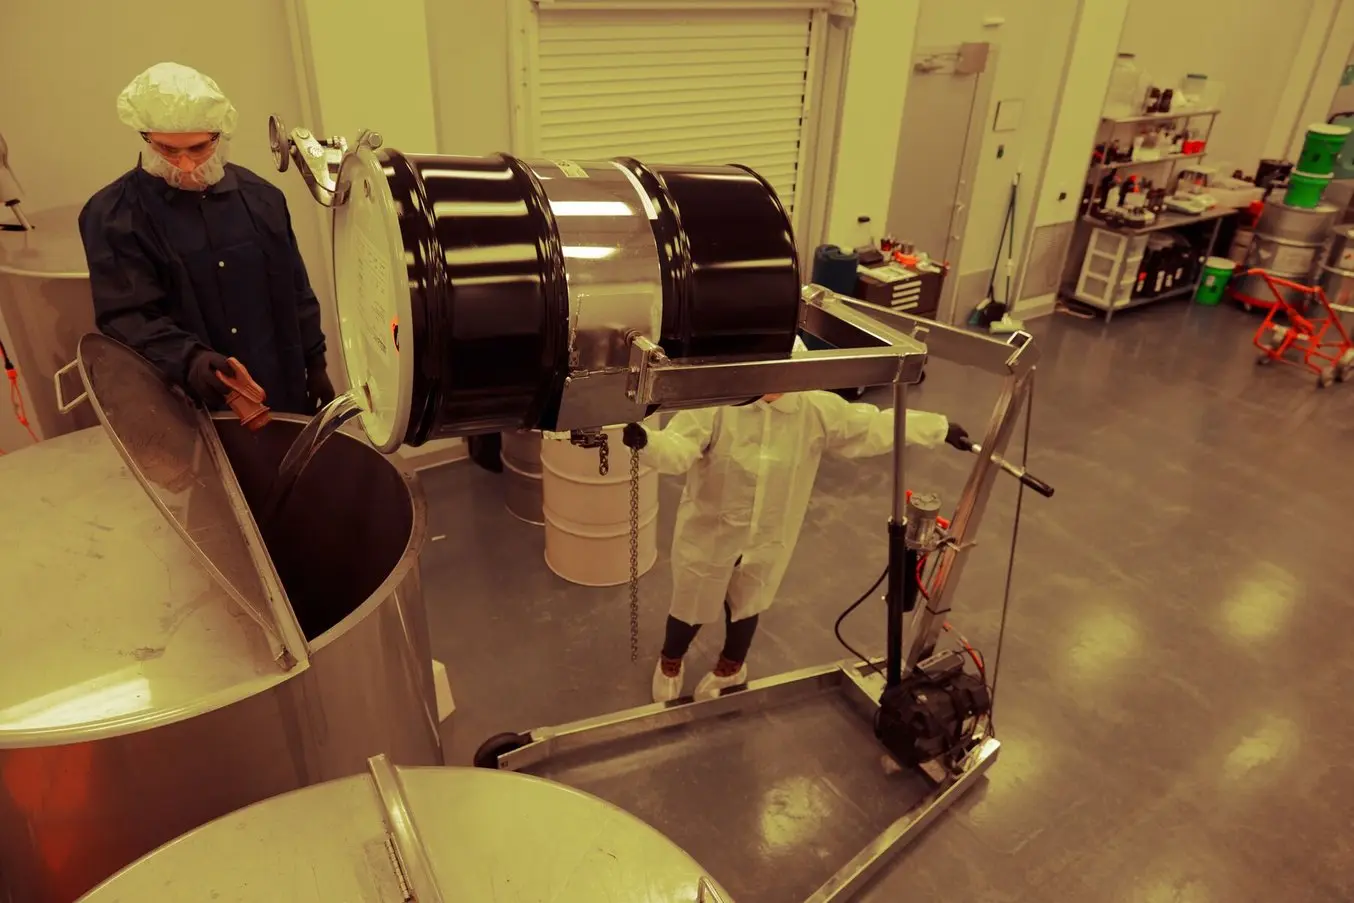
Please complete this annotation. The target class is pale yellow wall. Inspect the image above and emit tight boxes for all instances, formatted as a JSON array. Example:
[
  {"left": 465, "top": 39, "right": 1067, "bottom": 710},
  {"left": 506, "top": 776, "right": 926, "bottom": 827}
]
[
  {"left": 1118, "top": 0, "right": 1316, "bottom": 175},
  {"left": 297, "top": 0, "right": 440, "bottom": 152},
  {"left": 827, "top": 0, "right": 922, "bottom": 248},
  {"left": 0, "top": 0, "right": 338, "bottom": 384},
  {"left": 426, "top": 0, "right": 515, "bottom": 155}
]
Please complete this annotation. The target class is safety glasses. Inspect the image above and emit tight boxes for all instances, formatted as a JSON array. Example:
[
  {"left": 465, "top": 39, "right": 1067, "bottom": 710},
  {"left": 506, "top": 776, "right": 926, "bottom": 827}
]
[{"left": 142, "top": 133, "right": 220, "bottom": 163}]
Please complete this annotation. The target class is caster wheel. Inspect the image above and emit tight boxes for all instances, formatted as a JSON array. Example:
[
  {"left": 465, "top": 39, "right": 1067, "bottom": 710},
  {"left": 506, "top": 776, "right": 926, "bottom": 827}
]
[
  {"left": 1337, "top": 349, "right": 1354, "bottom": 382},
  {"left": 1318, "top": 368, "right": 1336, "bottom": 389},
  {"left": 1260, "top": 326, "right": 1288, "bottom": 351},
  {"left": 1243, "top": 304, "right": 1254, "bottom": 313},
  {"left": 1256, "top": 354, "right": 1273, "bottom": 366},
  {"left": 472, "top": 731, "right": 530, "bottom": 769}
]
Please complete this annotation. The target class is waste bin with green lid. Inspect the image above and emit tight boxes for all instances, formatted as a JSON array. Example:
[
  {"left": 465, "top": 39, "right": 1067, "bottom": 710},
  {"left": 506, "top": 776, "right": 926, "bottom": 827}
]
[
  {"left": 1297, "top": 123, "right": 1351, "bottom": 176},
  {"left": 1285, "top": 170, "right": 1332, "bottom": 209},
  {"left": 1195, "top": 257, "right": 1236, "bottom": 305}
]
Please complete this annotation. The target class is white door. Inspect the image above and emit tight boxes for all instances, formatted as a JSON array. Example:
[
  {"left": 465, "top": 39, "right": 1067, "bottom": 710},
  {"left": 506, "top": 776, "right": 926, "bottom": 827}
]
[
  {"left": 510, "top": 1, "right": 847, "bottom": 260},
  {"left": 886, "top": 44, "right": 992, "bottom": 322}
]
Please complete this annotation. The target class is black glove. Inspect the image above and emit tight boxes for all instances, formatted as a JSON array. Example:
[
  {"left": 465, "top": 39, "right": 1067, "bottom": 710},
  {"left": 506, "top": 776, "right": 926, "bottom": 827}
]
[
  {"left": 945, "top": 422, "right": 972, "bottom": 451},
  {"left": 185, "top": 349, "right": 236, "bottom": 408},
  {"left": 622, "top": 422, "right": 648, "bottom": 451},
  {"left": 305, "top": 362, "right": 336, "bottom": 412}
]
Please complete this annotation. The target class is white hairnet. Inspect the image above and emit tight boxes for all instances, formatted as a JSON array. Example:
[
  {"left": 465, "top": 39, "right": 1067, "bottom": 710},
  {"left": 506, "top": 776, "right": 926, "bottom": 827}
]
[{"left": 117, "top": 62, "right": 239, "bottom": 136}]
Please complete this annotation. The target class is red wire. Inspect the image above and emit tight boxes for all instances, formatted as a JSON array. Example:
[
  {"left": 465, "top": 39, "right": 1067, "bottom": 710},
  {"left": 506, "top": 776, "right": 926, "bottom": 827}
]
[
  {"left": 8, "top": 369, "right": 38, "bottom": 444},
  {"left": 919, "top": 553, "right": 986, "bottom": 678}
]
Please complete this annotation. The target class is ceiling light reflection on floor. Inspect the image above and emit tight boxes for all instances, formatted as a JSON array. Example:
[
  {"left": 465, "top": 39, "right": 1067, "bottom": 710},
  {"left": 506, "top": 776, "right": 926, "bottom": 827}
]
[
  {"left": 962, "top": 731, "right": 1046, "bottom": 829},
  {"left": 1064, "top": 608, "right": 1141, "bottom": 682},
  {"left": 1221, "top": 563, "right": 1296, "bottom": 641},
  {"left": 756, "top": 775, "right": 836, "bottom": 854},
  {"left": 1221, "top": 713, "right": 1298, "bottom": 784}
]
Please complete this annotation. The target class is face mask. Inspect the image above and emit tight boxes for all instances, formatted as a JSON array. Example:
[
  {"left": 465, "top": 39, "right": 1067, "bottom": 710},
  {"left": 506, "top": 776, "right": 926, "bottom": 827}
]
[{"left": 142, "top": 139, "right": 230, "bottom": 190}]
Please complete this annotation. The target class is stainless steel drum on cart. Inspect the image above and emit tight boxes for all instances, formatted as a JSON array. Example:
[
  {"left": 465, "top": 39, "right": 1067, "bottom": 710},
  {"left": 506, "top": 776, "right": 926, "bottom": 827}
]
[
  {"left": 1319, "top": 228, "right": 1354, "bottom": 332},
  {"left": 0, "top": 334, "right": 441, "bottom": 903},
  {"left": 1234, "top": 201, "right": 1339, "bottom": 309},
  {"left": 79, "top": 755, "right": 732, "bottom": 903}
]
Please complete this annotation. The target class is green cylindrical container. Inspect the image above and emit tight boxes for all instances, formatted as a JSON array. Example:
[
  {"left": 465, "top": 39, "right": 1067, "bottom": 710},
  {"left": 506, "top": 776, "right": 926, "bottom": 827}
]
[
  {"left": 1285, "top": 170, "right": 1333, "bottom": 209},
  {"left": 1195, "top": 256, "right": 1235, "bottom": 305},
  {"left": 1297, "top": 123, "right": 1351, "bottom": 176}
]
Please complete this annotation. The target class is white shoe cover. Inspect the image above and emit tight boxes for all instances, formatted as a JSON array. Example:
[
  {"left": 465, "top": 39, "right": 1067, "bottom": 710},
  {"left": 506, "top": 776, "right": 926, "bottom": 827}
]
[
  {"left": 652, "top": 659, "right": 685, "bottom": 703},
  {"left": 693, "top": 665, "right": 749, "bottom": 700}
]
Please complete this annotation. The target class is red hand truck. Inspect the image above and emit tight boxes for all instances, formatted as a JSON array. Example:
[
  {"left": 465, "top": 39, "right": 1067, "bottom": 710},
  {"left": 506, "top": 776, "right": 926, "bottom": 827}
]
[{"left": 1250, "top": 269, "right": 1354, "bottom": 388}]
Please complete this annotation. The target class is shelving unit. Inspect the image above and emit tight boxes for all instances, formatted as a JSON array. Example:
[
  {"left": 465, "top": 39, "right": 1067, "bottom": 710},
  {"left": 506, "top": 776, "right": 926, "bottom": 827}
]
[
  {"left": 1073, "top": 206, "right": 1236, "bottom": 321},
  {"left": 1104, "top": 107, "right": 1221, "bottom": 126},
  {"left": 1091, "top": 108, "right": 1220, "bottom": 186},
  {"left": 1062, "top": 107, "right": 1232, "bottom": 322},
  {"left": 1092, "top": 151, "right": 1206, "bottom": 173}
]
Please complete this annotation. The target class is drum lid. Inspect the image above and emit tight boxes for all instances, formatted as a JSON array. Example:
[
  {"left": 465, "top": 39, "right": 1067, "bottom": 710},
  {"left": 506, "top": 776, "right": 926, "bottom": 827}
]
[
  {"left": 1308, "top": 122, "right": 1352, "bottom": 137},
  {"left": 71, "top": 333, "right": 307, "bottom": 672},
  {"left": 331, "top": 146, "right": 414, "bottom": 453},
  {"left": 80, "top": 764, "right": 731, "bottom": 902}
]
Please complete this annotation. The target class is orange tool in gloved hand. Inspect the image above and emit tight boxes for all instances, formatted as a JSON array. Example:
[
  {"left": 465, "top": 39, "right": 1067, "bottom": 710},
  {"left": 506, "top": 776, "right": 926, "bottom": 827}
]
[{"left": 215, "top": 357, "right": 272, "bottom": 430}]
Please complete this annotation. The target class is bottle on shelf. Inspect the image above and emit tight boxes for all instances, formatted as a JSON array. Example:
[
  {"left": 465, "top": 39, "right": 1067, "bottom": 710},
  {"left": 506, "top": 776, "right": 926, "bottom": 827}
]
[
  {"left": 1104, "top": 53, "right": 1142, "bottom": 119},
  {"left": 1102, "top": 175, "right": 1123, "bottom": 212},
  {"left": 1180, "top": 74, "right": 1208, "bottom": 110}
]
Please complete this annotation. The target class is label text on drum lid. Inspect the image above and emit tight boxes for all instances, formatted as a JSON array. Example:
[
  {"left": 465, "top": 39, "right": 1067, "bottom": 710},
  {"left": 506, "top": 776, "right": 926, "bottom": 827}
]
[
  {"left": 553, "top": 160, "right": 589, "bottom": 179},
  {"left": 356, "top": 230, "right": 392, "bottom": 358}
]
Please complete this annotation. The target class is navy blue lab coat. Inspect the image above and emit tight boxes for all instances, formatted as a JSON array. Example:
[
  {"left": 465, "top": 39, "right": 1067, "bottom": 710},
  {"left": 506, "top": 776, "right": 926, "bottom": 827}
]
[{"left": 78, "top": 163, "right": 326, "bottom": 414}]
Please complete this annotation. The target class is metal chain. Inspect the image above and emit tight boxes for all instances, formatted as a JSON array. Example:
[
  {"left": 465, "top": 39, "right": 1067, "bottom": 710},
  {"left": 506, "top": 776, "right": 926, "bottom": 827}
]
[
  {"left": 598, "top": 433, "right": 610, "bottom": 476},
  {"left": 628, "top": 444, "right": 641, "bottom": 663}
]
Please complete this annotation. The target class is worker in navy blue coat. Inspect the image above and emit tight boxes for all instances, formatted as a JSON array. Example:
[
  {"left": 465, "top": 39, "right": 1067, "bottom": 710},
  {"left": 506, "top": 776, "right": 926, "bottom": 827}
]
[{"left": 79, "top": 62, "right": 334, "bottom": 415}]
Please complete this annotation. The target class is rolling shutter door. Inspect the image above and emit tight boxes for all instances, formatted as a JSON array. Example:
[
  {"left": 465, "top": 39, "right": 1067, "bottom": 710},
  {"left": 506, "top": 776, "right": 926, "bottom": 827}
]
[{"left": 533, "top": 8, "right": 814, "bottom": 214}]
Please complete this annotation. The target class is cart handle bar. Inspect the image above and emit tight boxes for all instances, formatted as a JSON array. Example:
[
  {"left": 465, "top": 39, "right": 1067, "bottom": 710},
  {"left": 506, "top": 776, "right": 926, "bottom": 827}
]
[{"left": 1246, "top": 269, "right": 1319, "bottom": 295}]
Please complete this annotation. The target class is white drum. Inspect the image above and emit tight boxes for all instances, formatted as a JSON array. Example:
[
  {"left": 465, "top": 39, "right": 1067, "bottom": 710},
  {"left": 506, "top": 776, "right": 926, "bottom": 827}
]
[
  {"left": 501, "top": 429, "right": 544, "bottom": 526},
  {"left": 541, "top": 426, "right": 659, "bottom": 587}
]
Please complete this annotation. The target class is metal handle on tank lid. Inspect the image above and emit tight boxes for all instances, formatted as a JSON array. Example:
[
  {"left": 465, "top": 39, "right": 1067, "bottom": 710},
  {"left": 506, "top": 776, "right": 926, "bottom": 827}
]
[
  {"left": 268, "top": 113, "right": 382, "bottom": 207},
  {"left": 697, "top": 877, "right": 728, "bottom": 903},
  {"left": 216, "top": 357, "right": 272, "bottom": 431}
]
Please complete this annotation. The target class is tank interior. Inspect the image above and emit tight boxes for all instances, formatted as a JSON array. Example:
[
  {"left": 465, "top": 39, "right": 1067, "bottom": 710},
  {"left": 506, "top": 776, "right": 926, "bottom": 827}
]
[{"left": 214, "top": 418, "right": 417, "bottom": 640}]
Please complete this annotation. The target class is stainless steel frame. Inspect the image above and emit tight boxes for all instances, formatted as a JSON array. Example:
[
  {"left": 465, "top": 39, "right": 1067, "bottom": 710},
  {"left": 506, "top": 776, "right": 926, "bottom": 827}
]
[{"left": 484, "top": 285, "right": 1037, "bottom": 901}]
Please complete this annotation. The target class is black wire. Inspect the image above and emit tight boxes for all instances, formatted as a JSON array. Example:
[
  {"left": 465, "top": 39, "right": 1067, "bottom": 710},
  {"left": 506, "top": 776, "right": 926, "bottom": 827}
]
[
  {"left": 986, "top": 372, "right": 1036, "bottom": 736},
  {"left": 834, "top": 565, "right": 889, "bottom": 676}
]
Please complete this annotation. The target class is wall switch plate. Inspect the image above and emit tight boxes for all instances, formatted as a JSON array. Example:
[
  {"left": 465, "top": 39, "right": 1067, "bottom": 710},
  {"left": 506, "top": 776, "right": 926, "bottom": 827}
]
[{"left": 994, "top": 99, "right": 1024, "bottom": 133}]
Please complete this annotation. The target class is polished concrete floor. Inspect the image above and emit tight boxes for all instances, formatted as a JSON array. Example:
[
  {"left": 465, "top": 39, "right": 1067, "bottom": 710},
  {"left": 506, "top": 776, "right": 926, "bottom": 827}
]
[{"left": 421, "top": 301, "right": 1354, "bottom": 903}]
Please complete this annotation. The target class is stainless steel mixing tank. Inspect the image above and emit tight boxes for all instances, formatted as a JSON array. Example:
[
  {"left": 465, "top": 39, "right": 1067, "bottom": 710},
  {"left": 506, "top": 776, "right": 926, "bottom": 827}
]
[{"left": 0, "top": 334, "right": 442, "bottom": 902}]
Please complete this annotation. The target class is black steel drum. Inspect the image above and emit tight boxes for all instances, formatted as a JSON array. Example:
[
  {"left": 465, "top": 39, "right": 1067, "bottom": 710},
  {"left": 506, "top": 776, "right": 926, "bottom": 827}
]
[{"left": 331, "top": 149, "right": 800, "bottom": 451}]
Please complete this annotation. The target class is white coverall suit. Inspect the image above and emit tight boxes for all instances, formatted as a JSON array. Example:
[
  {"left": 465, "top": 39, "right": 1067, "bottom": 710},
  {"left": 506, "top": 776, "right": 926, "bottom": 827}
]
[{"left": 642, "top": 391, "right": 950, "bottom": 627}]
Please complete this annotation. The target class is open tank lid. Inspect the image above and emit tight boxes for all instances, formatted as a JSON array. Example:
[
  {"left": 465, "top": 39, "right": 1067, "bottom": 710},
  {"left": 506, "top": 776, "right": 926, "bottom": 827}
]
[
  {"left": 70, "top": 333, "right": 309, "bottom": 672},
  {"left": 331, "top": 146, "right": 414, "bottom": 453}
]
